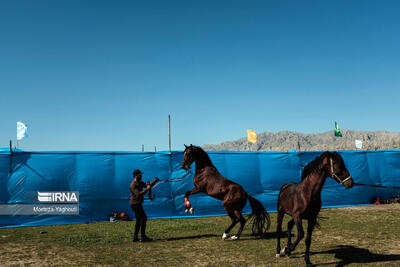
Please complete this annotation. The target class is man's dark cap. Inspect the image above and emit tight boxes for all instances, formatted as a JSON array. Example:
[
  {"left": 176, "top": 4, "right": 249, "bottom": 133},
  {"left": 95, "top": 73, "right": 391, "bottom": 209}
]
[{"left": 133, "top": 169, "right": 143, "bottom": 177}]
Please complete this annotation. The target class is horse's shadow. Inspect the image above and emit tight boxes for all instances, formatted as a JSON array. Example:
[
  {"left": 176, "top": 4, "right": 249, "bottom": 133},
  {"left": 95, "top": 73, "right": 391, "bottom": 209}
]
[
  {"left": 164, "top": 231, "right": 283, "bottom": 241},
  {"left": 312, "top": 245, "right": 400, "bottom": 266},
  {"left": 261, "top": 231, "right": 285, "bottom": 239}
]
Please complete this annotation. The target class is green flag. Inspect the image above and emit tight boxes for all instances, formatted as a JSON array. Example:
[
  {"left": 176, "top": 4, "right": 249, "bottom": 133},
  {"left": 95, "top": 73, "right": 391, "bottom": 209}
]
[{"left": 334, "top": 121, "right": 342, "bottom": 137}]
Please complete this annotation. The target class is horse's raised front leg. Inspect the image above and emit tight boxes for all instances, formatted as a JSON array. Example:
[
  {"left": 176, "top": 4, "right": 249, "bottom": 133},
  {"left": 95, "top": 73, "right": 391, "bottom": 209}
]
[{"left": 184, "top": 187, "right": 201, "bottom": 214}]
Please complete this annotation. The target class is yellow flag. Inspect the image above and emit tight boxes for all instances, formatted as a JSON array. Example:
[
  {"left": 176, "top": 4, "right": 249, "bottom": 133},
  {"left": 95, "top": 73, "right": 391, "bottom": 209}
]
[{"left": 247, "top": 129, "right": 257, "bottom": 144}]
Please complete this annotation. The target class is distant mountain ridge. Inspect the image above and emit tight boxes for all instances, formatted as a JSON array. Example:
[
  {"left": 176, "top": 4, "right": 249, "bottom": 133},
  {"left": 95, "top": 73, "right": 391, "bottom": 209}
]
[{"left": 203, "top": 130, "right": 400, "bottom": 151}]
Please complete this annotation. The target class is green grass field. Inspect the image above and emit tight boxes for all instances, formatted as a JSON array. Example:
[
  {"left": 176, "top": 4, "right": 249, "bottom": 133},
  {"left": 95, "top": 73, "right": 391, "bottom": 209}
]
[{"left": 1, "top": 204, "right": 400, "bottom": 266}]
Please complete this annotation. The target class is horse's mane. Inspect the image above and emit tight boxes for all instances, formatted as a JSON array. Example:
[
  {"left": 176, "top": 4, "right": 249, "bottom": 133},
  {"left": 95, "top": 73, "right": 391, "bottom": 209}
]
[
  {"left": 191, "top": 145, "right": 215, "bottom": 167},
  {"left": 301, "top": 151, "right": 336, "bottom": 180}
]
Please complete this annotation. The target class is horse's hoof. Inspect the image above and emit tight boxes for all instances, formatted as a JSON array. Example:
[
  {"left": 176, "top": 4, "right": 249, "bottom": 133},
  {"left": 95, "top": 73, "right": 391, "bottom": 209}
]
[
  {"left": 230, "top": 235, "right": 238, "bottom": 240},
  {"left": 189, "top": 207, "right": 194, "bottom": 214},
  {"left": 280, "top": 248, "right": 286, "bottom": 256},
  {"left": 222, "top": 233, "right": 228, "bottom": 240},
  {"left": 275, "top": 253, "right": 281, "bottom": 258},
  {"left": 284, "top": 247, "right": 291, "bottom": 257}
]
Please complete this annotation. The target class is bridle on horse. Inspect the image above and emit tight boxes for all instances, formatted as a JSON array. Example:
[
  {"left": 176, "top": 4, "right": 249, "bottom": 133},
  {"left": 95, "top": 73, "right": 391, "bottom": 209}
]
[
  {"left": 182, "top": 149, "right": 194, "bottom": 170},
  {"left": 330, "top": 158, "right": 352, "bottom": 184}
]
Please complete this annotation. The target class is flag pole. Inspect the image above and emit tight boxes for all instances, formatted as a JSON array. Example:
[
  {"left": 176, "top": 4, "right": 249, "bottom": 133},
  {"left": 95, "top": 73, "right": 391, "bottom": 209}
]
[{"left": 168, "top": 114, "right": 171, "bottom": 154}]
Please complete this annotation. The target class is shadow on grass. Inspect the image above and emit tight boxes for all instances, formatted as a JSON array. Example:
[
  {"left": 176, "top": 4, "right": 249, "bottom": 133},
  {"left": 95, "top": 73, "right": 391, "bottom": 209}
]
[
  {"left": 164, "top": 231, "right": 285, "bottom": 241},
  {"left": 262, "top": 230, "right": 290, "bottom": 239},
  {"left": 315, "top": 245, "right": 400, "bottom": 267},
  {"left": 166, "top": 234, "right": 219, "bottom": 241}
]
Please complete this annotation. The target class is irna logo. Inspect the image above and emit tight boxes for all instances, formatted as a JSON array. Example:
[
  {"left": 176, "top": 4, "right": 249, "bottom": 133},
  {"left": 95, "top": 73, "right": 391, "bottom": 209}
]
[{"left": 38, "top": 192, "right": 79, "bottom": 203}]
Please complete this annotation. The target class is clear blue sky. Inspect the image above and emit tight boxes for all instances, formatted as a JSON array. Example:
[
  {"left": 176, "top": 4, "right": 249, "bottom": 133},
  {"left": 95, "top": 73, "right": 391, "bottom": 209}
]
[{"left": 1, "top": 1, "right": 399, "bottom": 151}]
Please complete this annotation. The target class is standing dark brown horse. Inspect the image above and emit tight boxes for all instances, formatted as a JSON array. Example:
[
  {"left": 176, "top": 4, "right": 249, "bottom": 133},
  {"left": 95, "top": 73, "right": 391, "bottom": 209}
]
[
  {"left": 276, "top": 151, "right": 354, "bottom": 266},
  {"left": 181, "top": 144, "right": 270, "bottom": 240}
]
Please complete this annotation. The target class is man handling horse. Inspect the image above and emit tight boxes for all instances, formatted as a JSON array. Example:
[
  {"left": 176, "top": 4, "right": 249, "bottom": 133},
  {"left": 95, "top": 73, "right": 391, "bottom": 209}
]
[{"left": 130, "top": 169, "right": 159, "bottom": 242}]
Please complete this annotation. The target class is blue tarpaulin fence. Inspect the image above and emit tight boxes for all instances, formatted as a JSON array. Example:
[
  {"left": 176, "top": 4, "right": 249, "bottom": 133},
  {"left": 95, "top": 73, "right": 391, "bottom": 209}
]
[{"left": 0, "top": 149, "right": 399, "bottom": 228}]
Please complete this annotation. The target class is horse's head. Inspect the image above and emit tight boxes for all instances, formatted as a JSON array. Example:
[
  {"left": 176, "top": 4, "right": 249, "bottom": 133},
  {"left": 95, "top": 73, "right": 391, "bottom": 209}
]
[
  {"left": 326, "top": 152, "right": 353, "bottom": 188},
  {"left": 182, "top": 144, "right": 195, "bottom": 170}
]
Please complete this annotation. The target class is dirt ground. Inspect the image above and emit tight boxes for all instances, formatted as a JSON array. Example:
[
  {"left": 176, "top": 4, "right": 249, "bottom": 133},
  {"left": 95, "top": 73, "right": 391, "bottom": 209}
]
[{"left": 341, "top": 203, "right": 400, "bottom": 211}]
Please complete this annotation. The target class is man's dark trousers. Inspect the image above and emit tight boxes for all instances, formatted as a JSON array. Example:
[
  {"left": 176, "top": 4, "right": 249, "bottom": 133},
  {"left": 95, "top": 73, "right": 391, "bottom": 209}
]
[{"left": 132, "top": 204, "right": 147, "bottom": 238}]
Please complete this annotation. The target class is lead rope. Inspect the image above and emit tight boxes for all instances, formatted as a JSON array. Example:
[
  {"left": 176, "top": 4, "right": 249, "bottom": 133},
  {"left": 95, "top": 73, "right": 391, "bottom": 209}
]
[{"left": 148, "top": 169, "right": 192, "bottom": 200}]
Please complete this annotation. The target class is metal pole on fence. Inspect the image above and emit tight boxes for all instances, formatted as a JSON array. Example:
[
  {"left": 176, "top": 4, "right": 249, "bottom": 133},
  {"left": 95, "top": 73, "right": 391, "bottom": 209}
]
[
  {"left": 168, "top": 115, "right": 173, "bottom": 174},
  {"left": 142, "top": 144, "right": 144, "bottom": 152},
  {"left": 9, "top": 139, "right": 13, "bottom": 175},
  {"left": 297, "top": 134, "right": 301, "bottom": 152},
  {"left": 168, "top": 114, "right": 171, "bottom": 154}
]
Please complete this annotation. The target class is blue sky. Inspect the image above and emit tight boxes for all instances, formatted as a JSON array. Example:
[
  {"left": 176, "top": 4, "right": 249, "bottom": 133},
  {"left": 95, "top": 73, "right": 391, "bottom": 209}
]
[{"left": 1, "top": 1, "right": 399, "bottom": 151}]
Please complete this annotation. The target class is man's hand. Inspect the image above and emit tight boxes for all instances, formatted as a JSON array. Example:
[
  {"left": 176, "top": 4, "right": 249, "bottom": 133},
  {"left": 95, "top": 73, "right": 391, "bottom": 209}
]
[{"left": 154, "top": 177, "right": 160, "bottom": 183}]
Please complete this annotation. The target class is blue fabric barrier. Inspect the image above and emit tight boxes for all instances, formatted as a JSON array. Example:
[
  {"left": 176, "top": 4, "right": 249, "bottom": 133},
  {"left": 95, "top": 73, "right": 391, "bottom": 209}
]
[{"left": 0, "top": 149, "right": 399, "bottom": 228}]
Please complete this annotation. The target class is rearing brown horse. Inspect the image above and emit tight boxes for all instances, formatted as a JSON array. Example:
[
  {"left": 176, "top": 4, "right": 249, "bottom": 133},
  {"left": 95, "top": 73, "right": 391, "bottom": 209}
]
[
  {"left": 276, "top": 151, "right": 353, "bottom": 267},
  {"left": 181, "top": 144, "right": 270, "bottom": 240}
]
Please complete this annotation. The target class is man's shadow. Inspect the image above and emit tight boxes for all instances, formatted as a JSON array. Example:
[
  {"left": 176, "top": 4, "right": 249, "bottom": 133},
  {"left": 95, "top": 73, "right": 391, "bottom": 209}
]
[
  {"left": 166, "top": 234, "right": 218, "bottom": 241},
  {"left": 314, "top": 245, "right": 400, "bottom": 266}
]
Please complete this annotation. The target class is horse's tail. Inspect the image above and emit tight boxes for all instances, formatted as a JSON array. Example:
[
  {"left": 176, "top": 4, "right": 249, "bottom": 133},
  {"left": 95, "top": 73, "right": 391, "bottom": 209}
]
[{"left": 247, "top": 195, "right": 271, "bottom": 237}]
